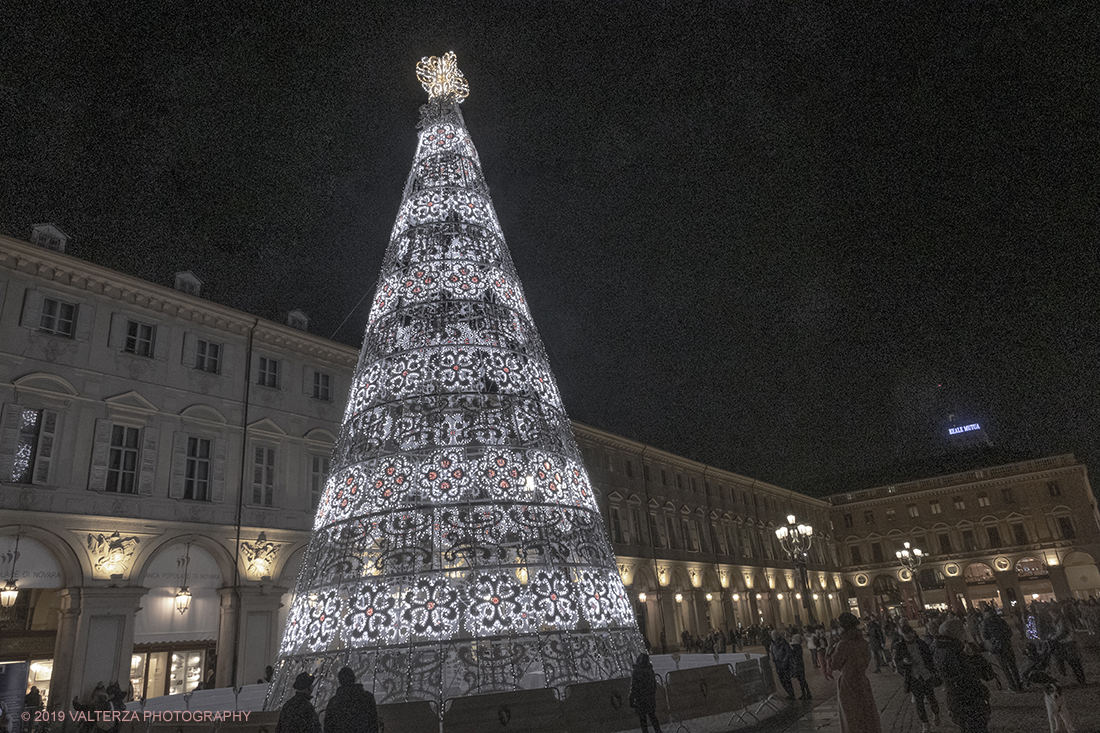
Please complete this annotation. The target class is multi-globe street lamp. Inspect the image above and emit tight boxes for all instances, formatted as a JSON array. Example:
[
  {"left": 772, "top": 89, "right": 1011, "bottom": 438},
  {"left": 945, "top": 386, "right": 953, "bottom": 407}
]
[
  {"left": 775, "top": 514, "right": 816, "bottom": 624},
  {"left": 895, "top": 541, "right": 925, "bottom": 617}
]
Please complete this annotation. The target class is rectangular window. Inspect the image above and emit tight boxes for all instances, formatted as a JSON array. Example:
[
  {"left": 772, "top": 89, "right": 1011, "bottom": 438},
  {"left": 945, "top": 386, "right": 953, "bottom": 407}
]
[
  {"left": 871, "top": 543, "right": 884, "bottom": 563},
  {"left": 675, "top": 474, "right": 683, "bottom": 490},
  {"left": 661, "top": 469, "right": 668, "bottom": 486},
  {"left": 11, "top": 408, "right": 58, "bottom": 484},
  {"left": 252, "top": 446, "right": 275, "bottom": 506},
  {"left": 885, "top": 508, "right": 896, "bottom": 522},
  {"left": 643, "top": 465, "right": 651, "bottom": 482},
  {"left": 685, "top": 518, "right": 701, "bottom": 552},
  {"left": 310, "top": 455, "right": 330, "bottom": 509},
  {"left": 863, "top": 510, "right": 874, "bottom": 525},
  {"left": 907, "top": 504, "right": 919, "bottom": 518},
  {"left": 258, "top": 357, "right": 279, "bottom": 388},
  {"left": 938, "top": 532, "right": 952, "bottom": 554},
  {"left": 977, "top": 493, "right": 991, "bottom": 507},
  {"left": 125, "top": 320, "right": 156, "bottom": 357},
  {"left": 1001, "top": 487, "right": 1015, "bottom": 504},
  {"left": 106, "top": 425, "right": 141, "bottom": 494},
  {"left": 987, "top": 525, "right": 1001, "bottom": 549},
  {"left": 1012, "top": 523, "right": 1029, "bottom": 545},
  {"left": 648, "top": 513, "right": 663, "bottom": 548},
  {"left": 843, "top": 513, "right": 854, "bottom": 528},
  {"left": 39, "top": 298, "right": 77, "bottom": 338},
  {"left": 665, "top": 516, "right": 680, "bottom": 550},
  {"left": 953, "top": 496, "right": 965, "bottom": 510},
  {"left": 690, "top": 477, "right": 697, "bottom": 493},
  {"left": 624, "top": 460, "right": 633, "bottom": 478},
  {"left": 611, "top": 507, "right": 625, "bottom": 544},
  {"left": 604, "top": 453, "right": 614, "bottom": 472},
  {"left": 184, "top": 437, "right": 211, "bottom": 501},
  {"left": 962, "top": 529, "right": 977, "bottom": 551},
  {"left": 1057, "top": 516, "right": 1076, "bottom": 540},
  {"left": 195, "top": 340, "right": 221, "bottom": 373},
  {"left": 312, "top": 371, "right": 331, "bottom": 401},
  {"left": 930, "top": 500, "right": 942, "bottom": 515},
  {"left": 630, "top": 508, "right": 642, "bottom": 544},
  {"left": 850, "top": 546, "right": 862, "bottom": 564},
  {"left": 1048, "top": 481, "right": 1061, "bottom": 497}
]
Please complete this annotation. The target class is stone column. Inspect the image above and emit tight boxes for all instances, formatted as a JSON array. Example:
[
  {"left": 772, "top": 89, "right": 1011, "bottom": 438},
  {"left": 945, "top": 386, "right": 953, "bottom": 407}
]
[
  {"left": 1047, "top": 564, "right": 1073, "bottom": 600},
  {"left": 215, "top": 587, "right": 239, "bottom": 688},
  {"left": 48, "top": 588, "right": 82, "bottom": 713},
  {"left": 62, "top": 586, "right": 148, "bottom": 705},
  {"left": 216, "top": 585, "right": 287, "bottom": 688}
]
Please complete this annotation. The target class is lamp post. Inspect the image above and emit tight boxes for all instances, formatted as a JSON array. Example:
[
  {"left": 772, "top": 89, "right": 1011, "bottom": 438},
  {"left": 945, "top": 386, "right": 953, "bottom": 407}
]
[
  {"left": 775, "top": 514, "right": 816, "bottom": 625},
  {"left": 895, "top": 541, "right": 924, "bottom": 618}
]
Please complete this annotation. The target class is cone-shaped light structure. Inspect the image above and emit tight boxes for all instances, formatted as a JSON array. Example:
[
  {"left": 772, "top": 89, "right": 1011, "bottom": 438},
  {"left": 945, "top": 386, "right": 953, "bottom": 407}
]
[{"left": 267, "top": 53, "right": 643, "bottom": 710}]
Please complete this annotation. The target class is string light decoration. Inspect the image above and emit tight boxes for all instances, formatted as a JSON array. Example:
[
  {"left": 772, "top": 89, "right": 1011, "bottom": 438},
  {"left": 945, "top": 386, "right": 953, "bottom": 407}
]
[
  {"left": 267, "top": 53, "right": 643, "bottom": 711},
  {"left": 416, "top": 52, "right": 469, "bottom": 102}
]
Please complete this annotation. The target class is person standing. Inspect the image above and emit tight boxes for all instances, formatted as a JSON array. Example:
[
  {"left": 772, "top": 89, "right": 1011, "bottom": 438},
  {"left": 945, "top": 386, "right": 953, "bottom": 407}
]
[
  {"left": 893, "top": 622, "right": 941, "bottom": 733},
  {"left": 628, "top": 653, "right": 663, "bottom": 733},
  {"left": 933, "top": 618, "right": 994, "bottom": 733},
  {"left": 324, "top": 667, "right": 379, "bottom": 733},
  {"left": 1049, "top": 609, "right": 1086, "bottom": 685},
  {"left": 828, "top": 613, "right": 881, "bottom": 733},
  {"left": 789, "top": 633, "right": 812, "bottom": 699},
  {"left": 980, "top": 608, "right": 1021, "bottom": 692},
  {"left": 806, "top": 627, "right": 820, "bottom": 668},
  {"left": 275, "top": 672, "right": 321, "bottom": 733},
  {"left": 769, "top": 630, "right": 796, "bottom": 699},
  {"left": 866, "top": 616, "right": 886, "bottom": 673}
]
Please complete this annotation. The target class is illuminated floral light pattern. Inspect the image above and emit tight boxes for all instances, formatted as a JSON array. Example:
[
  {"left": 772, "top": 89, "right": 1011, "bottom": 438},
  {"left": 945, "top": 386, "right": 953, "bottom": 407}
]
[{"left": 268, "top": 54, "right": 642, "bottom": 711}]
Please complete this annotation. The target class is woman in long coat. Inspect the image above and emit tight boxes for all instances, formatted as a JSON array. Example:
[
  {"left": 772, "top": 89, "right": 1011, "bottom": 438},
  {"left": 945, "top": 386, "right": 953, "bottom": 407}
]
[{"left": 828, "top": 613, "right": 882, "bottom": 733}]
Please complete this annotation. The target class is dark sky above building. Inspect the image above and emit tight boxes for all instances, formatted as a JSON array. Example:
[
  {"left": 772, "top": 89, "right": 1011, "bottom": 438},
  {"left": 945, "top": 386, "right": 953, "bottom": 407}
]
[{"left": 3, "top": 2, "right": 1098, "bottom": 496}]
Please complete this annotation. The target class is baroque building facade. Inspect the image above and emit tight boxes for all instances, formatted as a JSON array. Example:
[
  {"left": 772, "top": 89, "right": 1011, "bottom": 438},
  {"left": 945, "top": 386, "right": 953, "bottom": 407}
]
[{"left": 1, "top": 231, "right": 1098, "bottom": 708}]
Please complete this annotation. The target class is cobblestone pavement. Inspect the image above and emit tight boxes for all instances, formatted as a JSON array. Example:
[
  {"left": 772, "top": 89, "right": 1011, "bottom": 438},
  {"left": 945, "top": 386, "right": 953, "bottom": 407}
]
[{"left": 767, "top": 637, "right": 1100, "bottom": 733}]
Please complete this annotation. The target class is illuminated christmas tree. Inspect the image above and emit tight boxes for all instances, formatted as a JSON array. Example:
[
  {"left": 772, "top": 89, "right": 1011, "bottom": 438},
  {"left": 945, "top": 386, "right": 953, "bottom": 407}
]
[{"left": 267, "top": 53, "right": 643, "bottom": 709}]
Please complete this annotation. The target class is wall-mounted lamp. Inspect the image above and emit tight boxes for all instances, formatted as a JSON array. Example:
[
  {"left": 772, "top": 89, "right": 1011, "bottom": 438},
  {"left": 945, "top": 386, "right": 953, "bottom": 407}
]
[
  {"left": 638, "top": 592, "right": 647, "bottom": 603},
  {"left": 674, "top": 593, "right": 683, "bottom": 603},
  {"left": 705, "top": 593, "right": 713, "bottom": 602},
  {"left": 175, "top": 541, "right": 193, "bottom": 615},
  {"left": 1, "top": 534, "right": 20, "bottom": 609}
]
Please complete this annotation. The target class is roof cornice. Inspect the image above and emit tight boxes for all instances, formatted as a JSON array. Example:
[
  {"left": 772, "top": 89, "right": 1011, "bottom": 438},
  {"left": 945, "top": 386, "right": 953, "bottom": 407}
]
[{"left": 0, "top": 235, "right": 358, "bottom": 367}]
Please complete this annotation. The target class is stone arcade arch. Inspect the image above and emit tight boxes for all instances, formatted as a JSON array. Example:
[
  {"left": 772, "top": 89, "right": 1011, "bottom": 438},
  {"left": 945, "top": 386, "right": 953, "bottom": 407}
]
[{"left": 1062, "top": 551, "right": 1100, "bottom": 598}]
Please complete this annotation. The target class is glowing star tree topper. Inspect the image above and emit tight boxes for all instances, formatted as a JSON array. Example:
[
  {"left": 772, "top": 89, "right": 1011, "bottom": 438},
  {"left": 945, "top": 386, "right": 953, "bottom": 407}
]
[
  {"left": 416, "top": 51, "right": 470, "bottom": 102},
  {"left": 265, "top": 55, "right": 643, "bottom": 712}
]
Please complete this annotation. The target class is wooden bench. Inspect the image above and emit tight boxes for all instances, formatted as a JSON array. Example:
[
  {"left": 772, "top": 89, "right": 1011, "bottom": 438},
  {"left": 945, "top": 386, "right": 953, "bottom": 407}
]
[
  {"left": 442, "top": 688, "right": 565, "bottom": 733},
  {"left": 378, "top": 700, "right": 439, "bottom": 733},
  {"left": 562, "top": 678, "right": 637, "bottom": 733}
]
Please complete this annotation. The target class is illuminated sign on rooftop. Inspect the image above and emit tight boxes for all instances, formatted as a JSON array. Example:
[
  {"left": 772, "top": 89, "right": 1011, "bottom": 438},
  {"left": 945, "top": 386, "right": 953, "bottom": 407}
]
[{"left": 948, "top": 423, "right": 982, "bottom": 435}]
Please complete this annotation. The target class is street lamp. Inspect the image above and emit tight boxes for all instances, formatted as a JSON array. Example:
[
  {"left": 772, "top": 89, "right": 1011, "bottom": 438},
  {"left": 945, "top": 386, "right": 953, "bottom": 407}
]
[
  {"left": 895, "top": 541, "right": 924, "bottom": 616},
  {"left": 1, "top": 535, "right": 21, "bottom": 609},
  {"left": 775, "top": 514, "right": 816, "bottom": 624}
]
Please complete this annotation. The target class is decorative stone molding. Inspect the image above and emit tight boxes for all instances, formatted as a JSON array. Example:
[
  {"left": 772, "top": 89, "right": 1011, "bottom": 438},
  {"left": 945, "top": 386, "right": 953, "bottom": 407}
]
[
  {"left": 87, "top": 531, "right": 141, "bottom": 579},
  {"left": 241, "top": 532, "right": 282, "bottom": 580}
]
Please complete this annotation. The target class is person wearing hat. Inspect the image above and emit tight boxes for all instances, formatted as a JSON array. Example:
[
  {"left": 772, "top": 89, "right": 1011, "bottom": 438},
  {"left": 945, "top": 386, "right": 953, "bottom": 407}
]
[
  {"left": 827, "top": 613, "right": 881, "bottom": 733},
  {"left": 933, "top": 617, "right": 994, "bottom": 733},
  {"left": 276, "top": 672, "right": 321, "bottom": 733},
  {"left": 324, "top": 667, "right": 379, "bottom": 733}
]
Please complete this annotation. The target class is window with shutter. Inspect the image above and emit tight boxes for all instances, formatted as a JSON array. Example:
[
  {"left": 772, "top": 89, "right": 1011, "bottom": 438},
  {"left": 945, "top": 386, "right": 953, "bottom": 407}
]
[
  {"left": 4, "top": 406, "right": 60, "bottom": 484},
  {"left": 253, "top": 446, "right": 276, "bottom": 506},
  {"left": 106, "top": 425, "right": 141, "bottom": 493}
]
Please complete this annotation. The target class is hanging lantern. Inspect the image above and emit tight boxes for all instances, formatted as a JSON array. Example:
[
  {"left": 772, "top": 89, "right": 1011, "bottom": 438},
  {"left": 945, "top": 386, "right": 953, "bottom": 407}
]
[
  {"left": 175, "top": 586, "right": 192, "bottom": 615},
  {"left": 1, "top": 579, "right": 18, "bottom": 609}
]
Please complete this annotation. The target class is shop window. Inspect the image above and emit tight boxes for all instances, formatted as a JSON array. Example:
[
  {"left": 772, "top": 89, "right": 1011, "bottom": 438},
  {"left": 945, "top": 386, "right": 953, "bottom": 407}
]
[{"left": 131, "top": 647, "right": 212, "bottom": 699}]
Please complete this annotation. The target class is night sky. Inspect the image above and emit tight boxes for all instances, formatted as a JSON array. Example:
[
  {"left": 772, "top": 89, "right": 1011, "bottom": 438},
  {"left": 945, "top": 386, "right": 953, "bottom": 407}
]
[{"left": 3, "top": 3, "right": 1098, "bottom": 496}]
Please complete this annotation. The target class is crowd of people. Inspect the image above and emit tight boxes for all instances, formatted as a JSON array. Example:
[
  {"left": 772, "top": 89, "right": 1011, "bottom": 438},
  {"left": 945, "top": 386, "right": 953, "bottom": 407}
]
[{"left": 632, "top": 596, "right": 1097, "bottom": 733}]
